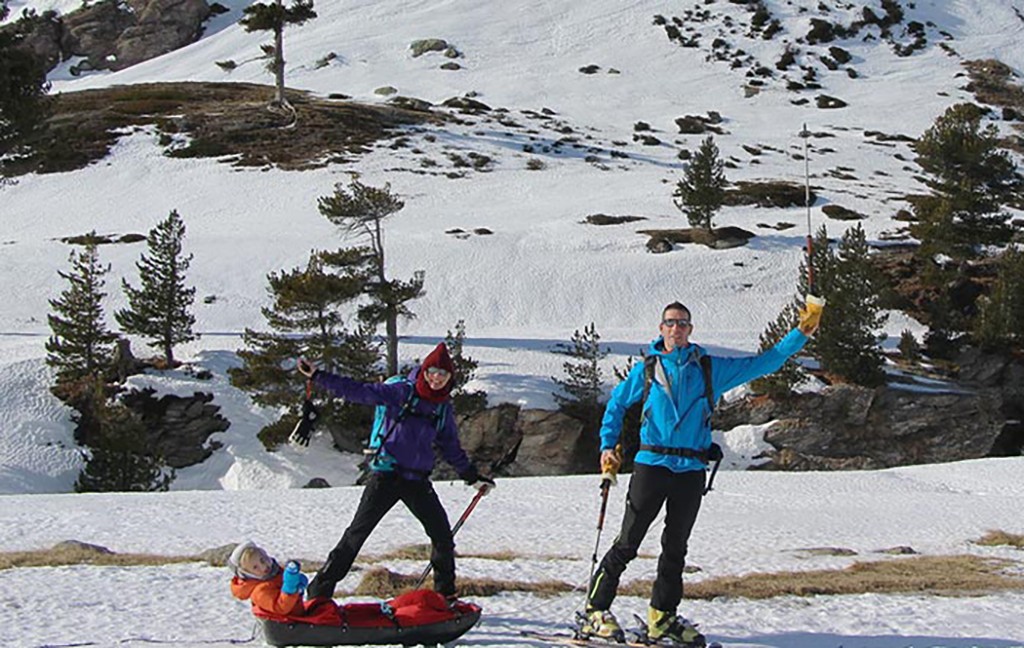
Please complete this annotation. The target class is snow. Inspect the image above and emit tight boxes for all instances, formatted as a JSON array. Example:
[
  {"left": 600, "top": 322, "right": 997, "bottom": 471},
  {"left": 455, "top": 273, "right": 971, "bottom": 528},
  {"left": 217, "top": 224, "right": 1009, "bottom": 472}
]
[
  {"left": 2, "top": 0, "right": 1024, "bottom": 645},
  {"left": 2, "top": 461, "right": 1024, "bottom": 647}
]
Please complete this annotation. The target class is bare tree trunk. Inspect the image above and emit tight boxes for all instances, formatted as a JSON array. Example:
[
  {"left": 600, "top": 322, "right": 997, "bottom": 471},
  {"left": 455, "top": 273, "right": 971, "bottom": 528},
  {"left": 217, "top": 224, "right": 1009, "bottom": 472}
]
[
  {"left": 274, "top": 0, "right": 285, "bottom": 105},
  {"left": 386, "top": 308, "right": 398, "bottom": 376}
]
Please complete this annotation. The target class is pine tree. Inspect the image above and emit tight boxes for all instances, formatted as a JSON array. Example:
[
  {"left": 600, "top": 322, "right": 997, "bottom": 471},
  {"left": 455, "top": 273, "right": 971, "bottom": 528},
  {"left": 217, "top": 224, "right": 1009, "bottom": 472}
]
[
  {"left": 318, "top": 180, "right": 425, "bottom": 376},
  {"left": 673, "top": 136, "right": 727, "bottom": 232},
  {"left": 45, "top": 238, "right": 118, "bottom": 383},
  {"left": 445, "top": 319, "right": 487, "bottom": 414},
  {"left": 75, "top": 396, "right": 174, "bottom": 493},
  {"left": 911, "top": 103, "right": 1016, "bottom": 258},
  {"left": 116, "top": 210, "right": 196, "bottom": 366},
  {"left": 0, "top": 13, "right": 51, "bottom": 157},
  {"left": 230, "top": 248, "right": 379, "bottom": 448},
  {"left": 552, "top": 323, "right": 608, "bottom": 431},
  {"left": 239, "top": 0, "right": 317, "bottom": 107},
  {"left": 811, "top": 224, "right": 888, "bottom": 387},
  {"left": 974, "top": 247, "right": 1024, "bottom": 350},
  {"left": 898, "top": 329, "right": 922, "bottom": 362}
]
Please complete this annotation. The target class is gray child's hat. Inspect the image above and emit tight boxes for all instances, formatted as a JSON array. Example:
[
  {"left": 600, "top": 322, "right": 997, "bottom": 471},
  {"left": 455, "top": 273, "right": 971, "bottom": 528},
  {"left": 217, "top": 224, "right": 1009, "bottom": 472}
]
[{"left": 227, "top": 540, "right": 259, "bottom": 578}]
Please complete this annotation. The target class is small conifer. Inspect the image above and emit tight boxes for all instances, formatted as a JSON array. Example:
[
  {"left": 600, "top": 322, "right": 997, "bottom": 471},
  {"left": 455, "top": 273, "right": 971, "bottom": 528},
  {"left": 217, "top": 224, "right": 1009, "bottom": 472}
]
[
  {"left": 116, "top": 210, "right": 197, "bottom": 366},
  {"left": 445, "top": 320, "right": 487, "bottom": 414},
  {"left": 75, "top": 395, "right": 174, "bottom": 493},
  {"left": 673, "top": 136, "right": 727, "bottom": 232},
  {"left": 45, "top": 238, "right": 118, "bottom": 383},
  {"left": 552, "top": 323, "right": 608, "bottom": 432},
  {"left": 974, "top": 247, "right": 1024, "bottom": 350},
  {"left": 811, "top": 224, "right": 888, "bottom": 387},
  {"left": 230, "top": 249, "right": 380, "bottom": 448}
]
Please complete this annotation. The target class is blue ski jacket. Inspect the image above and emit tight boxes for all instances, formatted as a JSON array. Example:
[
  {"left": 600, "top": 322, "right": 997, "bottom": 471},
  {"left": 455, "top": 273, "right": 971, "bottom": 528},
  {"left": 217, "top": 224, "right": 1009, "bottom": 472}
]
[
  {"left": 600, "top": 328, "right": 808, "bottom": 473},
  {"left": 313, "top": 367, "right": 473, "bottom": 480}
]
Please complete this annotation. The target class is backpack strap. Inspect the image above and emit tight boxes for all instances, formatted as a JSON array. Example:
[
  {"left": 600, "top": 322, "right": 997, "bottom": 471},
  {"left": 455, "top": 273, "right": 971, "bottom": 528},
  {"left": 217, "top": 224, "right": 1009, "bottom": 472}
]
[
  {"left": 640, "top": 353, "right": 713, "bottom": 413},
  {"left": 640, "top": 354, "right": 659, "bottom": 408},
  {"left": 366, "top": 379, "right": 448, "bottom": 473}
]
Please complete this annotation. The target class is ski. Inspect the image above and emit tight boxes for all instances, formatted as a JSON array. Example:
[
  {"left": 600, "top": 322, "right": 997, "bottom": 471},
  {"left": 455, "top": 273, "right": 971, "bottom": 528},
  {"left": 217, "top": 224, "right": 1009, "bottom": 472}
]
[
  {"left": 519, "top": 629, "right": 722, "bottom": 648},
  {"left": 519, "top": 629, "right": 645, "bottom": 648}
]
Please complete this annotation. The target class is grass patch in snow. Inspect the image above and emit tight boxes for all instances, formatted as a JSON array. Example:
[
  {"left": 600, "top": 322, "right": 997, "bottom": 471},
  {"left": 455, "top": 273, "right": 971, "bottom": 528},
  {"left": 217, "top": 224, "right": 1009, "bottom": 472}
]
[
  {"left": 975, "top": 530, "right": 1024, "bottom": 549},
  {"left": 365, "top": 544, "right": 568, "bottom": 563},
  {"left": 621, "top": 555, "right": 1024, "bottom": 600},
  {"left": 350, "top": 566, "right": 574, "bottom": 598},
  {"left": 354, "top": 555, "right": 1024, "bottom": 600},
  {"left": 7, "top": 547, "right": 1023, "bottom": 601},
  {"left": 4, "top": 82, "right": 436, "bottom": 177},
  {"left": 0, "top": 542, "right": 198, "bottom": 570}
]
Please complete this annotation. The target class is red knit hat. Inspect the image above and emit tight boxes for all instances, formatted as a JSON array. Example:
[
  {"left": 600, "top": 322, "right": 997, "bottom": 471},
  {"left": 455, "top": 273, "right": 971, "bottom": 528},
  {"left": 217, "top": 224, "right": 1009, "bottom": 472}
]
[{"left": 415, "top": 342, "right": 455, "bottom": 403}]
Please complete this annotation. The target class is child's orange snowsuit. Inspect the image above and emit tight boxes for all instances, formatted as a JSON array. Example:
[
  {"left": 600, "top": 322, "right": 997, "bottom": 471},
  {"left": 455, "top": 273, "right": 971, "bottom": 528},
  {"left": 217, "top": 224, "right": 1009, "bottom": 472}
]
[{"left": 230, "top": 570, "right": 304, "bottom": 618}]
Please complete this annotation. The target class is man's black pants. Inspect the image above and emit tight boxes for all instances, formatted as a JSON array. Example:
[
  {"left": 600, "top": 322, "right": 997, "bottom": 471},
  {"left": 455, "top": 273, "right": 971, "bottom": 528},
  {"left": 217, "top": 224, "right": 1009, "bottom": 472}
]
[
  {"left": 307, "top": 471, "right": 456, "bottom": 599},
  {"left": 588, "top": 463, "right": 705, "bottom": 613}
]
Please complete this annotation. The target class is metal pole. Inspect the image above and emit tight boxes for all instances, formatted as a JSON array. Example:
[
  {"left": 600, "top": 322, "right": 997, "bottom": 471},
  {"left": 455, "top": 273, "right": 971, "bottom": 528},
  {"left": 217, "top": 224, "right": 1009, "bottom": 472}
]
[
  {"left": 583, "top": 479, "right": 612, "bottom": 612},
  {"left": 800, "top": 123, "right": 815, "bottom": 294},
  {"left": 413, "top": 488, "right": 486, "bottom": 590}
]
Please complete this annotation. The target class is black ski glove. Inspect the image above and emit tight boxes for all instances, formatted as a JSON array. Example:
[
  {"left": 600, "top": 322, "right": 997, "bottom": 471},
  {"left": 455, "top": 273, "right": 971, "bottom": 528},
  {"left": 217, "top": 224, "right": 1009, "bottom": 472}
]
[
  {"left": 289, "top": 398, "right": 319, "bottom": 447},
  {"left": 461, "top": 466, "right": 496, "bottom": 494}
]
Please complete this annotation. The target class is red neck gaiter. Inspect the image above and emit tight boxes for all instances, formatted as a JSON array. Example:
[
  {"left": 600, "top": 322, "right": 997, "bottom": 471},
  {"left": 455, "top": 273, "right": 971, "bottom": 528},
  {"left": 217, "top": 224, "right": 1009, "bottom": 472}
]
[{"left": 415, "top": 342, "right": 455, "bottom": 404}]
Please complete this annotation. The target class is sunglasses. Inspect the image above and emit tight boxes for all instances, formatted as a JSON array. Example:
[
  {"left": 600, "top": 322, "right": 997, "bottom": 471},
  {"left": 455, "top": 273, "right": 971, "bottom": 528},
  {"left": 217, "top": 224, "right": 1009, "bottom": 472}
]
[
  {"left": 426, "top": 367, "right": 451, "bottom": 378},
  {"left": 662, "top": 318, "right": 691, "bottom": 328}
]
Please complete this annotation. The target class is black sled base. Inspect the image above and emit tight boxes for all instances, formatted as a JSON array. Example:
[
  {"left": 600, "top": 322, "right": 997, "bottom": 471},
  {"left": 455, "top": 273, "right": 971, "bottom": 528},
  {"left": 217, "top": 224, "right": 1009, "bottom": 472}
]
[{"left": 261, "top": 607, "right": 481, "bottom": 647}]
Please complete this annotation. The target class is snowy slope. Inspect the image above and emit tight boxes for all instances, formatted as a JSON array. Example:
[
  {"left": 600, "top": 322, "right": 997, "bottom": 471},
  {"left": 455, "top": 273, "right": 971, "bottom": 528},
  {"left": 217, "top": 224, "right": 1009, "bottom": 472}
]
[
  {"left": 0, "top": 0, "right": 1022, "bottom": 494},
  {"left": 2, "top": 3, "right": 1024, "bottom": 645}
]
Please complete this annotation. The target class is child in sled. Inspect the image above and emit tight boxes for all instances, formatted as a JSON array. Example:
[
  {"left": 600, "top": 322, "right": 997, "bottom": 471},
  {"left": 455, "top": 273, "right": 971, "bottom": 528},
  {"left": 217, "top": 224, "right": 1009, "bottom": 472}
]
[{"left": 228, "top": 540, "right": 309, "bottom": 618}]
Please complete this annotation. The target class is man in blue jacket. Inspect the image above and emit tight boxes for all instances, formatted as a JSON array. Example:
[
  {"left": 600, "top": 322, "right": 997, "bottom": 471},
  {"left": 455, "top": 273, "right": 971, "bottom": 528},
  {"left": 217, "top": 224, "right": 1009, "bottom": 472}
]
[
  {"left": 297, "top": 342, "right": 494, "bottom": 602},
  {"left": 582, "top": 300, "right": 823, "bottom": 645}
]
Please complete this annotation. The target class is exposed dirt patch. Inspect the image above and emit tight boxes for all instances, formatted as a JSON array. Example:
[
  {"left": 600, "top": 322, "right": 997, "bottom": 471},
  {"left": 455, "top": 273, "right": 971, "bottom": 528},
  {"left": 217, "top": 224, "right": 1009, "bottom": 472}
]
[{"left": 4, "top": 82, "right": 438, "bottom": 177}]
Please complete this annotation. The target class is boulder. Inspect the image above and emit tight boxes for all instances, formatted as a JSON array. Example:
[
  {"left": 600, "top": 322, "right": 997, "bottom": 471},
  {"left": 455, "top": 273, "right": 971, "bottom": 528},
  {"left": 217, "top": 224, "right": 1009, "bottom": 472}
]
[
  {"left": 716, "top": 382, "right": 1007, "bottom": 470},
  {"left": 119, "top": 388, "right": 230, "bottom": 468},
  {"left": 113, "top": 0, "right": 211, "bottom": 69},
  {"left": 11, "top": 0, "right": 210, "bottom": 73},
  {"left": 433, "top": 404, "right": 594, "bottom": 480}
]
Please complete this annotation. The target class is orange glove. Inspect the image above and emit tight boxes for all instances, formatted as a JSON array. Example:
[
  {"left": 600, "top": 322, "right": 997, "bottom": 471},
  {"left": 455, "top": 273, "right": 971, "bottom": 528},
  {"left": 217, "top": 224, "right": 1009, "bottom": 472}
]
[
  {"left": 600, "top": 446, "right": 623, "bottom": 486},
  {"left": 798, "top": 295, "right": 825, "bottom": 335}
]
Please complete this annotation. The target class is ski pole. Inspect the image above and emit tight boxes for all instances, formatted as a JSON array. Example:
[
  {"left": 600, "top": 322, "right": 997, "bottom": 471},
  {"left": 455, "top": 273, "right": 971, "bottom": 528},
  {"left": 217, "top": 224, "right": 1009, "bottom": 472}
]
[
  {"left": 799, "top": 124, "right": 827, "bottom": 321},
  {"left": 800, "top": 122, "right": 815, "bottom": 294},
  {"left": 413, "top": 488, "right": 486, "bottom": 589},
  {"left": 584, "top": 445, "right": 620, "bottom": 610},
  {"left": 585, "top": 479, "right": 612, "bottom": 600},
  {"left": 410, "top": 439, "right": 521, "bottom": 590}
]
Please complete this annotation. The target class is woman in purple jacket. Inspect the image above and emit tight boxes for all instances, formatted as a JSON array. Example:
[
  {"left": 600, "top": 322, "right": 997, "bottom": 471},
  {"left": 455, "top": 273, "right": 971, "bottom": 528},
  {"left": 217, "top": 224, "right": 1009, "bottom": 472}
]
[{"left": 296, "top": 342, "right": 494, "bottom": 602}]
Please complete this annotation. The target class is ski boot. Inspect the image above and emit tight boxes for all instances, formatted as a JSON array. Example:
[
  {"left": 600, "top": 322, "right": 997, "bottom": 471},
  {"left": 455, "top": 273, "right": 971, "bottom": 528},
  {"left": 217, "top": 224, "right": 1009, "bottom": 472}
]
[
  {"left": 576, "top": 608, "right": 626, "bottom": 642},
  {"left": 642, "top": 608, "right": 706, "bottom": 647}
]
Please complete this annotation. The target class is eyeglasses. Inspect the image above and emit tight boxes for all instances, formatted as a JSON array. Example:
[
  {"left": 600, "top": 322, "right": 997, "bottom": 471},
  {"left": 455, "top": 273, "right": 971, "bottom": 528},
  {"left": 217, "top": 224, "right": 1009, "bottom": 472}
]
[
  {"left": 426, "top": 367, "right": 451, "bottom": 378},
  {"left": 661, "top": 318, "right": 691, "bottom": 328}
]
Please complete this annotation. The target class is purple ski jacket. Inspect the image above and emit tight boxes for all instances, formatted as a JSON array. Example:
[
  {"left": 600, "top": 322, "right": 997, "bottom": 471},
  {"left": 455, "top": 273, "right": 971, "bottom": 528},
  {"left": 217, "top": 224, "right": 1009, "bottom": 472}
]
[{"left": 313, "top": 368, "right": 473, "bottom": 480}]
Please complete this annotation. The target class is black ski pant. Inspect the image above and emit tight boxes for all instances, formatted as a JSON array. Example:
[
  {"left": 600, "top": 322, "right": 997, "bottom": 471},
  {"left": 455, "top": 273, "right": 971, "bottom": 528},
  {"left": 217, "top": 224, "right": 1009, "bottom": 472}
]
[
  {"left": 306, "top": 471, "right": 456, "bottom": 600},
  {"left": 588, "top": 463, "right": 705, "bottom": 614}
]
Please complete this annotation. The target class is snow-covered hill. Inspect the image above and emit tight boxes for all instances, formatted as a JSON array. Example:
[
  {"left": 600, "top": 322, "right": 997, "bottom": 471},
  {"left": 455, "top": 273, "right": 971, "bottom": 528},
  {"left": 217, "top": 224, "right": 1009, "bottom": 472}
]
[
  {"left": 1, "top": 0, "right": 1022, "bottom": 494},
  {"left": 3, "top": 2, "right": 1024, "bottom": 646}
]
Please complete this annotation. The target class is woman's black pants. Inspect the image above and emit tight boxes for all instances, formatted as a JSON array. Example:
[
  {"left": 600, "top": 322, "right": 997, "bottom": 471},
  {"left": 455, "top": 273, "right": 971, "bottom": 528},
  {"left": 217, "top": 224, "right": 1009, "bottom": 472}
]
[{"left": 307, "top": 471, "right": 456, "bottom": 599}]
